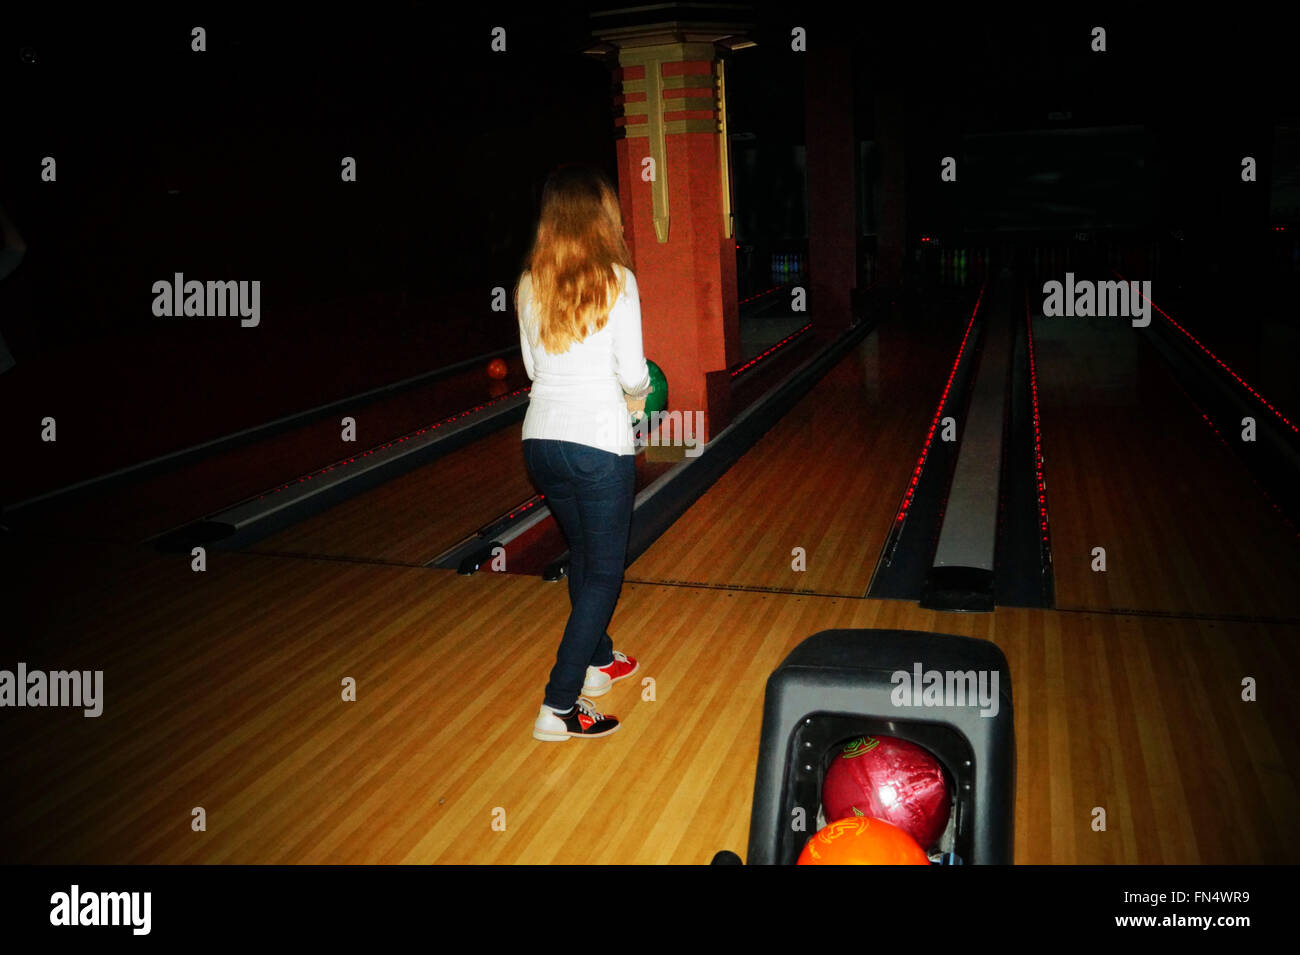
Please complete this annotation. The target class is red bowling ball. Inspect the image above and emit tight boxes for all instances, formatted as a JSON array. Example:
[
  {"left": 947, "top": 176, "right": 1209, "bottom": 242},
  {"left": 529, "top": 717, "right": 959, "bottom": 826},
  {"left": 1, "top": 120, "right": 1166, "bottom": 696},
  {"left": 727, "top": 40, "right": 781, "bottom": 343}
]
[{"left": 821, "top": 735, "right": 951, "bottom": 851}]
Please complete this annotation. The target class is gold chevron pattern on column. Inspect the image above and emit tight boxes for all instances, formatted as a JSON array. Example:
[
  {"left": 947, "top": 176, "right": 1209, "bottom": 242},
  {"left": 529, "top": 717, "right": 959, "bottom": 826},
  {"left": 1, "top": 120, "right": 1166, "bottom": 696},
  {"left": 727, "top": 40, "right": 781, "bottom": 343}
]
[{"left": 612, "top": 42, "right": 725, "bottom": 243}]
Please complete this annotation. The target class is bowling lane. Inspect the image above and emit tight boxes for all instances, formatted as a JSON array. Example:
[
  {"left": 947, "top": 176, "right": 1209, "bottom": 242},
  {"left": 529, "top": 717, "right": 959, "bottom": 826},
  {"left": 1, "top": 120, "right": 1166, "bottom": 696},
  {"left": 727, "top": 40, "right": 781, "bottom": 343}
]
[
  {"left": 1032, "top": 301, "right": 1300, "bottom": 619},
  {"left": 627, "top": 291, "right": 977, "bottom": 596},
  {"left": 3, "top": 352, "right": 531, "bottom": 546},
  {"left": 0, "top": 284, "right": 522, "bottom": 511},
  {"left": 1153, "top": 271, "right": 1300, "bottom": 428},
  {"left": 230, "top": 296, "right": 816, "bottom": 570},
  {"left": 247, "top": 424, "right": 536, "bottom": 565},
  {"left": 246, "top": 423, "right": 678, "bottom": 568}
]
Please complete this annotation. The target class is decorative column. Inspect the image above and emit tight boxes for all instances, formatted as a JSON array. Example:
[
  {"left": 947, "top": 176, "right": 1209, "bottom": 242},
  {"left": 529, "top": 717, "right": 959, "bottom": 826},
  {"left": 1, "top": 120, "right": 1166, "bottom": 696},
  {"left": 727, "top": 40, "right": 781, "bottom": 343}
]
[{"left": 589, "top": 9, "right": 754, "bottom": 444}]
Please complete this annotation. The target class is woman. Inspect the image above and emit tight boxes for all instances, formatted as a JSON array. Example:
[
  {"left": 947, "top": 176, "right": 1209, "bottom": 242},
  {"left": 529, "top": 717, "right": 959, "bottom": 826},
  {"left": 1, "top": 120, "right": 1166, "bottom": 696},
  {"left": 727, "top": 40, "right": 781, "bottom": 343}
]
[{"left": 515, "top": 165, "right": 652, "bottom": 742}]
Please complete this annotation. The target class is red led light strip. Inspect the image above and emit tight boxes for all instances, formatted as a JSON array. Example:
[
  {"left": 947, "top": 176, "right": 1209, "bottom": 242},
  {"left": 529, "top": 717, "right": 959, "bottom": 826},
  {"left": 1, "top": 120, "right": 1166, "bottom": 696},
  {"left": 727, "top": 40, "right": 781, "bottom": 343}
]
[
  {"left": 253, "top": 385, "right": 533, "bottom": 502},
  {"left": 1117, "top": 271, "right": 1298, "bottom": 436},
  {"left": 732, "top": 275, "right": 883, "bottom": 377},
  {"left": 730, "top": 322, "right": 813, "bottom": 377},
  {"left": 737, "top": 283, "right": 790, "bottom": 306},
  {"left": 1024, "top": 290, "right": 1052, "bottom": 554},
  {"left": 890, "top": 285, "right": 986, "bottom": 526},
  {"left": 500, "top": 495, "right": 546, "bottom": 523},
  {"left": 1191, "top": 406, "right": 1299, "bottom": 537}
]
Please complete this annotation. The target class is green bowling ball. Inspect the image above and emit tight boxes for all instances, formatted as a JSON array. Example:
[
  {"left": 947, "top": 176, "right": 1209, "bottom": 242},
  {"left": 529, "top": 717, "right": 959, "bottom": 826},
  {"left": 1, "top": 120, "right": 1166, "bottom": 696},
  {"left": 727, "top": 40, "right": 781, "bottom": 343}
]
[{"left": 645, "top": 359, "right": 668, "bottom": 414}]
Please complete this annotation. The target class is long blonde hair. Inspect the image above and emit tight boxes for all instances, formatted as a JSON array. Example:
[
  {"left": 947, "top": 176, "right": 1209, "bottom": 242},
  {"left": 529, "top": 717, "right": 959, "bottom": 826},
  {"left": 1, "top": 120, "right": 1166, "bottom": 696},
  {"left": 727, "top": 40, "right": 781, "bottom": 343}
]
[{"left": 516, "top": 165, "right": 633, "bottom": 354}]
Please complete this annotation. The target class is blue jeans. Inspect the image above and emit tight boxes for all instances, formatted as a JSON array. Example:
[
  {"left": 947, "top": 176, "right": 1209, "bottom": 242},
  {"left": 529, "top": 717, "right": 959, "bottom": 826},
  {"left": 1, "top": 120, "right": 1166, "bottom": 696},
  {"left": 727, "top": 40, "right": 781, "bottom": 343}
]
[{"left": 523, "top": 439, "right": 636, "bottom": 710}]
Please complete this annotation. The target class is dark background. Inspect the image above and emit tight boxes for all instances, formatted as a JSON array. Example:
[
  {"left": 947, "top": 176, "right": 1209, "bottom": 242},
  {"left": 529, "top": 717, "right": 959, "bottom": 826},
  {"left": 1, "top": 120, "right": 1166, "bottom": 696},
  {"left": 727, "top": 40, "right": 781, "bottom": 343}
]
[{"left": 1, "top": 4, "right": 1297, "bottom": 474}]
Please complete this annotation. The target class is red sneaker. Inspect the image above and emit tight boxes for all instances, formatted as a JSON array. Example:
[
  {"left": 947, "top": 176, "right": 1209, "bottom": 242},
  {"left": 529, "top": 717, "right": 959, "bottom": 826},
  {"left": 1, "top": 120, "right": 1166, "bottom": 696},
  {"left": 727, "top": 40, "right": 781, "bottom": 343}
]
[{"left": 583, "top": 650, "right": 639, "bottom": 697}]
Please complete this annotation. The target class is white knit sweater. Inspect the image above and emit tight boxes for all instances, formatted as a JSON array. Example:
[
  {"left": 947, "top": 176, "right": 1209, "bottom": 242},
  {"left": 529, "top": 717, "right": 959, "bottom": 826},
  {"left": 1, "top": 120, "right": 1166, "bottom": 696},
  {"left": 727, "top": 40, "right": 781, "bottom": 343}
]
[{"left": 517, "top": 264, "right": 652, "bottom": 456}]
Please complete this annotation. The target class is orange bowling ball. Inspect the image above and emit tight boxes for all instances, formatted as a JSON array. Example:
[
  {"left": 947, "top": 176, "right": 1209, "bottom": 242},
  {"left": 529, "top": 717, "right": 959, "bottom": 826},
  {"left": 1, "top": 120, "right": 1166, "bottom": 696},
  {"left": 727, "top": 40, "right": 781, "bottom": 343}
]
[
  {"left": 487, "top": 358, "right": 508, "bottom": 380},
  {"left": 797, "top": 816, "right": 931, "bottom": 866}
]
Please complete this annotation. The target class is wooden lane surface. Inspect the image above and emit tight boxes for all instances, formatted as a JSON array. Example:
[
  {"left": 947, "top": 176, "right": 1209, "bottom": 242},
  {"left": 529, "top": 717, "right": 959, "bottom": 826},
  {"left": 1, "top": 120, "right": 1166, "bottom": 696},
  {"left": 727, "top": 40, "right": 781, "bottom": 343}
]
[
  {"left": 627, "top": 299, "right": 974, "bottom": 596},
  {"left": 4, "top": 362, "right": 531, "bottom": 547},
  {"left": 247, "top": 426, "right": 677, "bottom": 569},
  {"left": 248, "top": 424, "right": 535, "bottom": 565},
  {"left": 1033, "top": 312, "right": 1300, "bottom": 619},
  {"left": 3, "top": 535, "right": 1297, "bottom": 864}
]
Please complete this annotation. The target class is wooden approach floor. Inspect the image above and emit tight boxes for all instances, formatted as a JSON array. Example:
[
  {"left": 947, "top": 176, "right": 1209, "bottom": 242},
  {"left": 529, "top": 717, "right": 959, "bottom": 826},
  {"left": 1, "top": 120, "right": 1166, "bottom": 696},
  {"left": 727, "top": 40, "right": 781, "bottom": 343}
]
[
  {"left": 3, "top": 541, "right": 1297, "bottom": 864},
  {"left": 3, "top": 306, "right": 1299, "bottom": 865}
]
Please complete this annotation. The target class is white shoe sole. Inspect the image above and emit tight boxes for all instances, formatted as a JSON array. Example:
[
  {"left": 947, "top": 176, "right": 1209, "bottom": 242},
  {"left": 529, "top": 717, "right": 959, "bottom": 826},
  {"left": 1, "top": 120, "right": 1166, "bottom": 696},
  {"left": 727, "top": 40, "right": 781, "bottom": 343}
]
[
  {"left": 582, "top": 660, "right": 640, "bottom": 697},
  {"left": 532, "top": 723, "right": 621, "bottom": 742}
]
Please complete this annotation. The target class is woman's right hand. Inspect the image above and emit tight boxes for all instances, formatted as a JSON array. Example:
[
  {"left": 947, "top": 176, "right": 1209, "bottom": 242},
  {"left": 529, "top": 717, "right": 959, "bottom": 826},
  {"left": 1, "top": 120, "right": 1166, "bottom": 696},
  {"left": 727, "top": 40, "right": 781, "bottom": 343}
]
[{"left": 625, "top": 385, "right": 652, "bottom": 415}]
